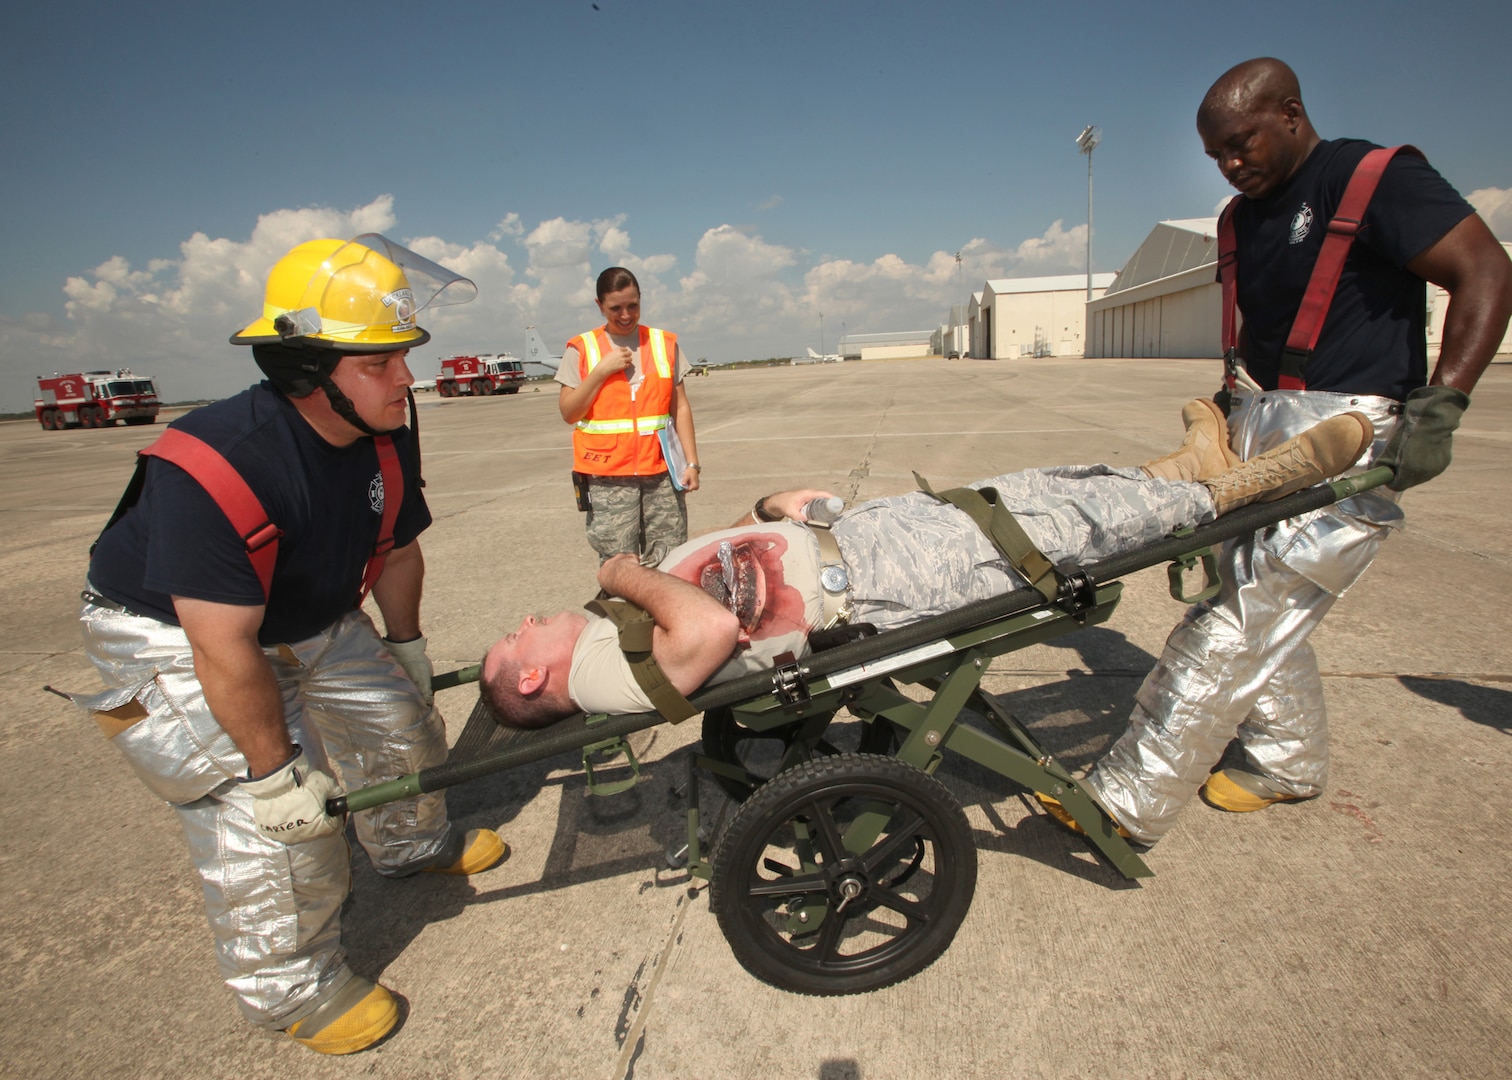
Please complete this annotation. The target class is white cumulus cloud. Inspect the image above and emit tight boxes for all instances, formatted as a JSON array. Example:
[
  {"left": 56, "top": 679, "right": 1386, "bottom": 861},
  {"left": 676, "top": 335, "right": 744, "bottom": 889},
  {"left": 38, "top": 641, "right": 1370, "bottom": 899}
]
[
  {"left": 1468, "top": 187, "right": 1512, "bottom": 241},
  {"left": 1, "top": 201, "right": 1104, "bottom": 412}
]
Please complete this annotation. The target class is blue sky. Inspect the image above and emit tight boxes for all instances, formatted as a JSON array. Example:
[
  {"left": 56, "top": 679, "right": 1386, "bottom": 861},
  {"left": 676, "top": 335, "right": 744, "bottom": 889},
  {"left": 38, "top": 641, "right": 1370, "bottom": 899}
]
[{"left": 4, "top": 0, "right": 1510, "bottom": 411}]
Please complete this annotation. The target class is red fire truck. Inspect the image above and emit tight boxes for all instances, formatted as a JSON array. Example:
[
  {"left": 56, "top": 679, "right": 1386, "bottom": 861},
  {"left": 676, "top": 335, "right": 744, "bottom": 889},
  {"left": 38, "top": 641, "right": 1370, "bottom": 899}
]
[
  {"left": 436, "top": 354, "right": 526, "bottom": 397},
  {"left": 34, "top": 370, "right": 161, "bottom": 430}
]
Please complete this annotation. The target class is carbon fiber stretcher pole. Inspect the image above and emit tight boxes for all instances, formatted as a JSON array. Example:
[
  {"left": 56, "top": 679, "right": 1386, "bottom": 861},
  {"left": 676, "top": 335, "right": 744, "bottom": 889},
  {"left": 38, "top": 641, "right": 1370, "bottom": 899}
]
[{"left": 329, "top": 466, "right": 1393, "bottom": 815}]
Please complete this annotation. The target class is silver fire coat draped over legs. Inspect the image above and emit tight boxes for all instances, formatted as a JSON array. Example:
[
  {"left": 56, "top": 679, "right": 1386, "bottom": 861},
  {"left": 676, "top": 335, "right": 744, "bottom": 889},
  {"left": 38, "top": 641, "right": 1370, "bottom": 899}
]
[{"left": 1085, "top": 389, "right": 1404, "bottom": 845}]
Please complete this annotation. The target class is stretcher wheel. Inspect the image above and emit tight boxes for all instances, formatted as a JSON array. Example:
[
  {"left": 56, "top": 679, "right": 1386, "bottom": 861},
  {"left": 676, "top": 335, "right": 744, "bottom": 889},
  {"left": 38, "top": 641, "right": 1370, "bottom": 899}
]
[
  {"left": 710, "top": 753, "right": 976, "bottom": 995},
  {"left": 700, "top": 707, "right": 898, "bottom": 803}
]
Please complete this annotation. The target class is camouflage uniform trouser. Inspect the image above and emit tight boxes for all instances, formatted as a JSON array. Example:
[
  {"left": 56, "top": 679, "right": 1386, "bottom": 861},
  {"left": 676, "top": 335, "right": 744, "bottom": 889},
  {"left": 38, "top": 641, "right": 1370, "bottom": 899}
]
[
  {"left": 832, "top": 464, "right": 1215, "bottom": 629},
  {"left": 584, "top": 472, "right": 688, "bottom": 564}
]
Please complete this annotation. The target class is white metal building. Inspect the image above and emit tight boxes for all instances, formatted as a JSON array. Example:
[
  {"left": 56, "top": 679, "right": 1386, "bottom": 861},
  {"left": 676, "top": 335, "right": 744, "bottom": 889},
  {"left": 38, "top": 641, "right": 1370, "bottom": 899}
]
[
  {"left": 1088, "top": 226, "right": 1511, "bottom": 361},
  {"left": 1086, "top": 218, "right": 1221, "bottom": 359},
  {"left": 979, "top": 273, "right": 1115, "bottom": 359},
  {"left": 1428, "top": 241, "right": 1512, "bottom": 357},
  {"left": 966, "top": 292, "right": 984, "bottom": 358},
  {"left": 837, "top": 330, "right": 934, "bottom": 361}
]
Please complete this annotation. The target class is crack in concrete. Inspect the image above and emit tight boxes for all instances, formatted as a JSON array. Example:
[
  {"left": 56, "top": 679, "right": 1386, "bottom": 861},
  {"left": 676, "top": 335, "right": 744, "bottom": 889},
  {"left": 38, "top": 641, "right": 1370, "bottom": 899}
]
[{"left": 609, "top": 892, "right": 695, "bottom": 1080}]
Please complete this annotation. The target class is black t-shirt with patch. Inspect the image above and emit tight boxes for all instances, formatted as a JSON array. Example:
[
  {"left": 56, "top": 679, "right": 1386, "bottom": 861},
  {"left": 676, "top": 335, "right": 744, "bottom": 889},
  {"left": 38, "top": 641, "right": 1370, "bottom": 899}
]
[
  {"left": 1230, "top": 138, "right": 1473, "bottom": 398},
  {"left": 89, "top": 382, "right": 431, "bottom": 644}
]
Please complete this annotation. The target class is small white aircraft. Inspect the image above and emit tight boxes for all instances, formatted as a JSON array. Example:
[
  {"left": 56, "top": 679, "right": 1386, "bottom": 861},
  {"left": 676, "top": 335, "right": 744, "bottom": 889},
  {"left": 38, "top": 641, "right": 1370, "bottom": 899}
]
[
  {"left": 411, "top": 377, "right": 437, "bottom": 392},
  {"left": 801, "top": 347, "right": 842, "bottom": 364},
  {"left": 524, "top": 326, "right": 563, "bottom": 376}
]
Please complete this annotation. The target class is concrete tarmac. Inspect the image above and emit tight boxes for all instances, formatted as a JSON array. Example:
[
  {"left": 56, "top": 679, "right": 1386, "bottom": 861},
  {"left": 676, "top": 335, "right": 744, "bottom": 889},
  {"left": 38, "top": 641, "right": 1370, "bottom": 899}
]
[{"left": 2, "top": 357, "right": 1508, "bottom": 1079}]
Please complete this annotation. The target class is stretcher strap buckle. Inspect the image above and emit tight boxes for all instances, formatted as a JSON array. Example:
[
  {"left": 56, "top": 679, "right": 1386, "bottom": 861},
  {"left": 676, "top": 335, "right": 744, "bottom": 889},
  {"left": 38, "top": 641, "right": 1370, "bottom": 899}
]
[
  {"left": 1056, "top": 572, "right": 1097, "bottom": 616},
  {"left": 770, "top": 650, "right": 812, "bottom": 706}
]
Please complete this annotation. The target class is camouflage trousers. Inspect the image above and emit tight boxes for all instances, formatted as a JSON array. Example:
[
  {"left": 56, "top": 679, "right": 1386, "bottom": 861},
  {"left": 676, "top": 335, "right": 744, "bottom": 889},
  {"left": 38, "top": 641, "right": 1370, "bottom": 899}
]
[
  {"left": 831, "top": 464, "right": 1214, "bottom": 630},
  {"left": 584, "top": 472, "right": 688, "bottom": 564}
]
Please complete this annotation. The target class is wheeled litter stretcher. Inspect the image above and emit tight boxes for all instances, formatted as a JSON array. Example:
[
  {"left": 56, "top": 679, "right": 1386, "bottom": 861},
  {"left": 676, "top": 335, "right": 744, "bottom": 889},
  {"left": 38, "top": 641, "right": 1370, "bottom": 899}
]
[{"left": 328, "top": 466, "right": 1393, "bottom": 996}]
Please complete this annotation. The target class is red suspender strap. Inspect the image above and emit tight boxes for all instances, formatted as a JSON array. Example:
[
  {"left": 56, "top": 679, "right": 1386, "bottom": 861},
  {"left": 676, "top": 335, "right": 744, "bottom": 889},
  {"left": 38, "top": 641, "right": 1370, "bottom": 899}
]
[
  {"left": 1277, "top": 145, "right": 1421, "bottom": 390},
  {"left": 139, "top": 429, "right": 282, "bottom": 601},
  {"left": 1216, "top": 196, "right": 1241, "bottom": 390},
  {"left": 357, "top": 434, "right": 403, "bottom": 603}
]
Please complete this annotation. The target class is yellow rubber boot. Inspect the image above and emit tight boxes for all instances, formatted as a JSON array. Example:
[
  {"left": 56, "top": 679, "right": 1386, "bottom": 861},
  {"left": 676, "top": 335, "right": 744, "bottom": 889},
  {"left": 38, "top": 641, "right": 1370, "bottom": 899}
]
[
  {"left": 422, "top": 828, "right": 508, "bottom": 875},
  {"left": 1034, "top": 791, "right": 1132, "bottom": 839},
  {"left": 1200, "top": 768, "right": 1315, "bottom": 813},
  {"left": 285, "top": 977, "right": 399, "bottom": 1055}
]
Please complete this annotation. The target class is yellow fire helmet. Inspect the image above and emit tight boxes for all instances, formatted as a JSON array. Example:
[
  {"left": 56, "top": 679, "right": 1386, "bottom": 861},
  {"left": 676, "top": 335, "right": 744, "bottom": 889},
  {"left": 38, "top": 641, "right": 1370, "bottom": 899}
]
[{"left": 231, "top": 234, "right": 477, "bottom": 353}]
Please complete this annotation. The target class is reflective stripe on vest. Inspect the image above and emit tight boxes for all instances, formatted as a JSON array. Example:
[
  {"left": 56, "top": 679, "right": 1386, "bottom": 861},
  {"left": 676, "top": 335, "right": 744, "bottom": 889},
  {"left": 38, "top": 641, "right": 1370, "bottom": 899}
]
[
  {"left": 576, "top": 416, "right": 670, "bottom": 435},
  {"left": 579, "top": 326, "right": 673, "bottom": 378}
]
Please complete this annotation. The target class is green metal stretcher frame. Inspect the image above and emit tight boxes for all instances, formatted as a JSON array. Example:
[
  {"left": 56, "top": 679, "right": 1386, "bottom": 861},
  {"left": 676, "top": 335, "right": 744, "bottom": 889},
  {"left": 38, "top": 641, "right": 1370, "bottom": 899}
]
[{"left": 329, "top": 466, "right": 1393, "bottom": 885}]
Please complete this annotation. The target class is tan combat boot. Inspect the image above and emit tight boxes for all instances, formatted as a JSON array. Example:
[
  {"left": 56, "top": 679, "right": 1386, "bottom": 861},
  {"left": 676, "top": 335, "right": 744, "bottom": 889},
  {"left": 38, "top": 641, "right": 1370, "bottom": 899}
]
[
  {"left": 1141, "top": 398, "right": 1242, "bottom": 482},
  {"left": 1202, "top": 411, "right": 1374, "bottom": 515}
]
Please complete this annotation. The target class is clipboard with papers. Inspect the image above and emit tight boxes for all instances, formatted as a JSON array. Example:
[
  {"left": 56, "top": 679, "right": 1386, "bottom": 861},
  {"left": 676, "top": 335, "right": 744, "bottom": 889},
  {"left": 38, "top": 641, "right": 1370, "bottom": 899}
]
[{"left": 658, "top": 424, "right": 691, "bottom": 490}]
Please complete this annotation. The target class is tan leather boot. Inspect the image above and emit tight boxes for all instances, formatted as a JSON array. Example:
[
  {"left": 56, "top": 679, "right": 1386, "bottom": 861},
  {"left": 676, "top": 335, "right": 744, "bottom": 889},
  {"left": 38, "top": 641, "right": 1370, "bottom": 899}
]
[
  {"left": 1141, "top": 398, "right": 1241, "bottom": 482},
  {"left": 1202, "top": 411, "right": 1374, "bottom": 515}
]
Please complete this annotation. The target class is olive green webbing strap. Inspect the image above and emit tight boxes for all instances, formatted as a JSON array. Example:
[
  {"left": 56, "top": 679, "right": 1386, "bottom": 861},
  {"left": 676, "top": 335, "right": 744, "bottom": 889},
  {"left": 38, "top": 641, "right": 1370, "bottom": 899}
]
[
  {"left": 584, "top": 599, "right": 697, "bottom": 723},
  {"left": 913, "top": 471, "right": 1061, "bottom": 602}
]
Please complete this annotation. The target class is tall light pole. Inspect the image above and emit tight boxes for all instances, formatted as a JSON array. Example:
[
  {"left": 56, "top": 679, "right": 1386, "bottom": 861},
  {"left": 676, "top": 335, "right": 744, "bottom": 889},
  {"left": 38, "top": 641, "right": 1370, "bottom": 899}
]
[
  {"left": 1076, "top": 125, "right": 1101, "bottom": 301},
  {"left": 819, "top": 311, "right": 825, "bottom": 357}
]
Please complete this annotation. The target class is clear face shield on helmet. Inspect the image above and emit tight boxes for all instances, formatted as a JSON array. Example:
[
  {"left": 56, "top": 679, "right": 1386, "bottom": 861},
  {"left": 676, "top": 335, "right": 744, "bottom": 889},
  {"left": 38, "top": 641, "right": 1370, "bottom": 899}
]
[{"left": 271, "top": 233, "right": 478, "bottom": 353}]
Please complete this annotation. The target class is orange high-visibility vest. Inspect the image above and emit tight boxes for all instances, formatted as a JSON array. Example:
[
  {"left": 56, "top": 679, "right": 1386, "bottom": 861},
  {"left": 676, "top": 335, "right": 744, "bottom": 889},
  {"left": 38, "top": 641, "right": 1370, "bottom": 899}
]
[{"left": 567, "top": 325, "right": 677, "bottom": 476}]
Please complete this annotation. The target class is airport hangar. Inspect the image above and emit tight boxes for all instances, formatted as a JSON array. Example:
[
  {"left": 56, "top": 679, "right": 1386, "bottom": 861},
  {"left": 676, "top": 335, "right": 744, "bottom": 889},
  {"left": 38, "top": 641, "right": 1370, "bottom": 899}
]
[{"left": 946, "top": 220, "right": 1512, "bottom": 362}]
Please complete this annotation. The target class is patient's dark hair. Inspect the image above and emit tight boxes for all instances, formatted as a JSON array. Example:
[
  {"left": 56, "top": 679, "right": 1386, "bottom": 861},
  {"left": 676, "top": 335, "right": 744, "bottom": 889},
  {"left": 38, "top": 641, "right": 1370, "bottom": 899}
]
[
  {"left": 595, "top": 266, "right": 640, "bottom": 300},
  {"left": 479, "top": 652, "right": 575, "bottom": 729}
]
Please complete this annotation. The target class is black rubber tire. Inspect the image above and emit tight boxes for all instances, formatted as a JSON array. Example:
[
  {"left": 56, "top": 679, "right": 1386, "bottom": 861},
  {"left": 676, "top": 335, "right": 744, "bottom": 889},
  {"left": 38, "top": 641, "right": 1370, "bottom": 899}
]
[
  {"left": 123, "top": 416, "right": 154, "bottom": 426},
  {"left": 710, "top": 753, "right": 976, "bottom": 995},
  {"left": 474, "top": 379, "right": 492, "bottom": 396},
  {"left": 701, "top": 707, "right": 898, "bottom": 803},
  {"left": 40, "top": 411, "right": 58, "bottom": 430}
]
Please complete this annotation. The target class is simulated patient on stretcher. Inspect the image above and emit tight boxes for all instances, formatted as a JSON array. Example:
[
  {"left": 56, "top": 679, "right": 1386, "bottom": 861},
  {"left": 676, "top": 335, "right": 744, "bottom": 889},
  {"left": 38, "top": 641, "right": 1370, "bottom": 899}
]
[{"left": 481, "top": 401, "right": 1375, "bottom": 729}]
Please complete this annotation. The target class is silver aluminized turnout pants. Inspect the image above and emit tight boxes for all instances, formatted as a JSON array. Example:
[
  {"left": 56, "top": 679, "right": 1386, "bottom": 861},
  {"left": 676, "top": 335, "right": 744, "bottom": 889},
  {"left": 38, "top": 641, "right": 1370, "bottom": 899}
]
[
  {"left": 75, "top": 603, "right": 454, "bottom": 1029},
  {"left": 1087, "top": 390, "right": 1405, "bottom": 844}
]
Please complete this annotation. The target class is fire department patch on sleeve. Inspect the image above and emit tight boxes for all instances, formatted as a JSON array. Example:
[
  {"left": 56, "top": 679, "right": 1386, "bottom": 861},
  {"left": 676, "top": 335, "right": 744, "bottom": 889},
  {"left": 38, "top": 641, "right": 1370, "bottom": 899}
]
[{"left": 369, "top": 472, "right": 385, "bottom": 514}]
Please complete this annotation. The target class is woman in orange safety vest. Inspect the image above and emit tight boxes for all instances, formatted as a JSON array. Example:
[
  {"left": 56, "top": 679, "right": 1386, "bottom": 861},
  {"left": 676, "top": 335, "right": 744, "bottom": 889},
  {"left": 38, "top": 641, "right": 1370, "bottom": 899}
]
[{"left": 556, "top": 267, "right": 701, "bottom": 562}]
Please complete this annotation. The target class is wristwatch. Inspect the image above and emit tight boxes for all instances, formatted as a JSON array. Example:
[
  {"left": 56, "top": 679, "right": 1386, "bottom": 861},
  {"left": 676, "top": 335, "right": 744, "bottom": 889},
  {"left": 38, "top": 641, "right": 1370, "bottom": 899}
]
[
  {"left": 688, "top": 463, "right": 701, "bottom": 471},
  {"left": 753, "top": 496, "right": 781, "bottom": 522}
]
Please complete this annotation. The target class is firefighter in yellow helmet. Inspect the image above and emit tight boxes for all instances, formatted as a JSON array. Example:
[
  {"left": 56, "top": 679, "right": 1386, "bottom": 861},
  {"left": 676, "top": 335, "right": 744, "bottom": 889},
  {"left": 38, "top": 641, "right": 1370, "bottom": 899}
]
[{"left": 76, "top": 236, "right": 497, "bottom": 1054}]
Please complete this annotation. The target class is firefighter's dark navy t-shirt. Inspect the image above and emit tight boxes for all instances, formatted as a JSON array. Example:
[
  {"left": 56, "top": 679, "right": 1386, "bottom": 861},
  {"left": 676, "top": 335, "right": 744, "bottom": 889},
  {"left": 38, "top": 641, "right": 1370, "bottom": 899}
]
[
  {"left": 89, "top": 382, "right": 431, "bottom": 644},
  {"left": 1229, "top": 138, "right": 1474, "bottom": 399}
]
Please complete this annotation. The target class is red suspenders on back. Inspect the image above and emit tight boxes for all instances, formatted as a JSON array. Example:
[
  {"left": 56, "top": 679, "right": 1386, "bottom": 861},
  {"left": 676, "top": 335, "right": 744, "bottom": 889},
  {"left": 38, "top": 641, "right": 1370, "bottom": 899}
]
[
  {"left": 1217, "top": 145, "right": 1421, "bottom": 391},
  {"left": 138, "top": 429, "right": 403, "bottom": 604}
]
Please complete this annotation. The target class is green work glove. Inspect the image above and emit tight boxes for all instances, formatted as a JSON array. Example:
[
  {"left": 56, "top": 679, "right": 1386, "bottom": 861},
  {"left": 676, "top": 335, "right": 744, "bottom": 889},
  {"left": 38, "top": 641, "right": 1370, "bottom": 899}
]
[
  {"left": 1379, "top": 385, "right": 1470, "bottom": 491},
  {"left": 384, "top": 634, "right": 434, "bottom": 705},
  {"left": 242, "top": 748, "right": 343, "bottom": 844}
]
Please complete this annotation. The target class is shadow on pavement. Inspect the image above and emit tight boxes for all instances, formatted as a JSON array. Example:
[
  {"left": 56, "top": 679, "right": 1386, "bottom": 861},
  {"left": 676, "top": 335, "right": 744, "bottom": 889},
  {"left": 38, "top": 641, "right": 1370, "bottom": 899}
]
[{"left": 1399, "top": 675, "right": 1512, "bottom": 734}]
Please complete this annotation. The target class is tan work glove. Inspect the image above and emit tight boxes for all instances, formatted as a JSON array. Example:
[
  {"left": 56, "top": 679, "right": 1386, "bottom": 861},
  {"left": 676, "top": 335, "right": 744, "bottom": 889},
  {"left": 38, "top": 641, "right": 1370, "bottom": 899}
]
[
  {"left": 384, "top": 634, "right": 434, "bottom": 705},
  {"left": 242, "top": 748, "right": 342, "bottom": 844}
]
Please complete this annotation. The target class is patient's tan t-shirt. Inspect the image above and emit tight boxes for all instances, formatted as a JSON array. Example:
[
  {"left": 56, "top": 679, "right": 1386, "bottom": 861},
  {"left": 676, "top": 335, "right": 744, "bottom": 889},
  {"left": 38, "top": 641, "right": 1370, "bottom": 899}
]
[{"left": 567, "top": 522, "right": 825, "bottom": 715}]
